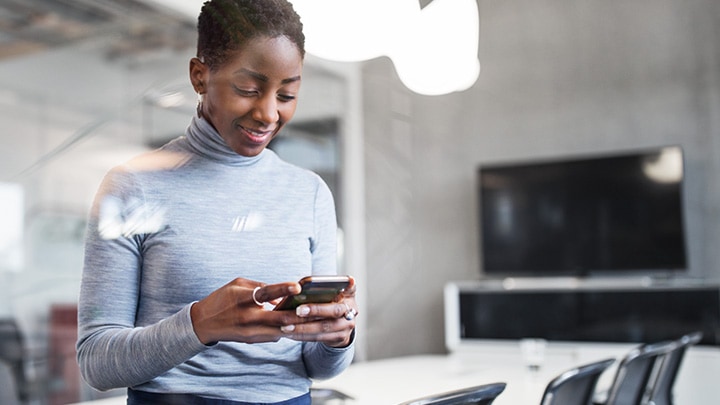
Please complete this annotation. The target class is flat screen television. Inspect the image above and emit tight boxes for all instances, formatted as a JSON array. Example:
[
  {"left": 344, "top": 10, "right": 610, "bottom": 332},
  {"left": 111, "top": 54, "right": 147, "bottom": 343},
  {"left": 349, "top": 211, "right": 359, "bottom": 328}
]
[{"left": 478, "top": 146, "right": 687, "bottom": 277}]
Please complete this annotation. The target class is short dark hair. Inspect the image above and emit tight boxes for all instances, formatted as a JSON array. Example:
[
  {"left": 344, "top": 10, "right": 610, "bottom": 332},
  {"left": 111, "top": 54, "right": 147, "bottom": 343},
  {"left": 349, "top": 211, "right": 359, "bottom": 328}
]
[{"left": 197, "top": 0, "right": 305, "bottom": 70}]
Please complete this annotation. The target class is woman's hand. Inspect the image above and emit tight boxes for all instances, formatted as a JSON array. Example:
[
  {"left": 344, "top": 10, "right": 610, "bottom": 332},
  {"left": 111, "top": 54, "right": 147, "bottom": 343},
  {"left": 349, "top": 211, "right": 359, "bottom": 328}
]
[
  {"left": 280, "top": 276, "right": 358, "bottom": 348},
  {"left": 190, "top": 277, "right": 301, "bottom": 345},
  {"left": 189, "top": 276, "right": 358, "bottom": 347}
]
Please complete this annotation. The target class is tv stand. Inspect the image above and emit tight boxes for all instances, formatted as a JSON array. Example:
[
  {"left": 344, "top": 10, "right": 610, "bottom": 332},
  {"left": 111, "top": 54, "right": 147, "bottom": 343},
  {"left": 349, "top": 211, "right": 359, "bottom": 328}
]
[{"left": 444, "top": 278, "right": 720, "bottom": 349}]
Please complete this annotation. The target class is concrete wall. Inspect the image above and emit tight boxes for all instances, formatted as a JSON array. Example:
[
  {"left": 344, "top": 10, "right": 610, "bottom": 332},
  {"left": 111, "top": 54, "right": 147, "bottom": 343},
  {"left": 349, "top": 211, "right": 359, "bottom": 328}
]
[{"left": 361, "top": 0, "right": 720, "bottom": 359}]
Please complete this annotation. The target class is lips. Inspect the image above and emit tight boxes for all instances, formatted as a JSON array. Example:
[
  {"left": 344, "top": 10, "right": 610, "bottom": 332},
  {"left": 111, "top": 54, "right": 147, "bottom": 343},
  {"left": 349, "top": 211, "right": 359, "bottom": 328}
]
[{"left": 239, "top": 125, "right": 274, "bottom": 145}]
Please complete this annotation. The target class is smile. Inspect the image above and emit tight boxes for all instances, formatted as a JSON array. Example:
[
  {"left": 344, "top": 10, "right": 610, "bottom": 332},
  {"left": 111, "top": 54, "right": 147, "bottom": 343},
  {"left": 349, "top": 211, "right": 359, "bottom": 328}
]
[{"left": 239, "top": 125, "right": 274, "bottom": 144}]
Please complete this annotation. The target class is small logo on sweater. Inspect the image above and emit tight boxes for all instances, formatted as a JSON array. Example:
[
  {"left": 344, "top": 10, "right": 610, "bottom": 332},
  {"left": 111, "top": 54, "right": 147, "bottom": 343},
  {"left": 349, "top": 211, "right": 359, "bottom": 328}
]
[{"left": 231, "top": 213, "right": 263, "bottom": 232}]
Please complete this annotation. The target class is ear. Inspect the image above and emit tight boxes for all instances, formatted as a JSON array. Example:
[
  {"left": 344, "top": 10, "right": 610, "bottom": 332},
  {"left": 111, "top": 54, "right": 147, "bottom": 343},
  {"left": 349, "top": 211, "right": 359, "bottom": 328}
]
[{"left": 189, "top": 57, "right": 208, "bottom": 94}]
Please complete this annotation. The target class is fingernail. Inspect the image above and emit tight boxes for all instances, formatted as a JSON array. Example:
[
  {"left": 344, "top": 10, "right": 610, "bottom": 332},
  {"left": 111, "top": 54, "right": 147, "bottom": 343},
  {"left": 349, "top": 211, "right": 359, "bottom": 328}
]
[
  {"left": 281, "top": 324, "right": 295, "bottom": 333},
  {"left": 296, "top": 306, "right": 310, "bottom": 316}
]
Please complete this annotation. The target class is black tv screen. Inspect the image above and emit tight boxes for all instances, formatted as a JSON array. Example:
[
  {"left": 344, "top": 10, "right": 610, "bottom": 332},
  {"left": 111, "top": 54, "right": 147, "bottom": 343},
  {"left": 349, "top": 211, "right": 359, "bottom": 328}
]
[{"left": 479, "top": 146, "right": 687, "bottom": 277}]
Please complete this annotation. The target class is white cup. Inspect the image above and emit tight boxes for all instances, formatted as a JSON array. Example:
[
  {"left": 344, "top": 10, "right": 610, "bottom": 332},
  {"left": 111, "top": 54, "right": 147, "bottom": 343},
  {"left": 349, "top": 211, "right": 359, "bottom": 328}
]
[{"left": 519, "top": 338, "right": 547, "bottom": 372}]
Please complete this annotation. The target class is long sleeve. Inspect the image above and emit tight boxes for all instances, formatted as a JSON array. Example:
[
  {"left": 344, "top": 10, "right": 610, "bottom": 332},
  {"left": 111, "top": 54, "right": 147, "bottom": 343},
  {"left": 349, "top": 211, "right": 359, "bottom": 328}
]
[
  {"left": 77, "top": 167, "right": 208, "bottom": 391},
  {"left": 77, "top": 305, "right": 207, "bottom": 390},
  {"left": 303, "top": 338, "right": 355, "bottom": 380}
]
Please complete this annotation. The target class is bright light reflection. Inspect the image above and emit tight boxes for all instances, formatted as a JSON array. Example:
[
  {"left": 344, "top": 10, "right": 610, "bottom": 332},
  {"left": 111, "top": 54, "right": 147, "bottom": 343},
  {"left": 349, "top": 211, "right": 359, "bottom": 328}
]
[
  {"left": 291, "top": 0, "right": 481, "bottom": 95},
  {"left": 96, "top": 151, "right": 192, "bottom": 239},
  {"left": 99, "top": 196, "right": 168, "bottom": 240},
  {"left": 642, "top": 147, "right": 683, "bottom": 184},
  {"left": 0, "top": 182, "right": 23, "bottom": 271}
]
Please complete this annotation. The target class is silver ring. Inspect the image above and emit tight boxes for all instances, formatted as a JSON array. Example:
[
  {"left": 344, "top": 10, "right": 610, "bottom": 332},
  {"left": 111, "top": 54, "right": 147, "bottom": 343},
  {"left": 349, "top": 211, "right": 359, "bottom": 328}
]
[
  {"left": 344, "top": 303, "right": 357, "bottom": 321},
  {"left": 252, "top": 286, "right": 264, "bottom": 306}
]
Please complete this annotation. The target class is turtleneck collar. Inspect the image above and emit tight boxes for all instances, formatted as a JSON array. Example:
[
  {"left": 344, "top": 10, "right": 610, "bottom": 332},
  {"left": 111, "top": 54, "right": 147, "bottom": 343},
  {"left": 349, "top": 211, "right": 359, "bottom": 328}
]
[{"left": 185, "top": 113, "right": 266, "bottom": 166}]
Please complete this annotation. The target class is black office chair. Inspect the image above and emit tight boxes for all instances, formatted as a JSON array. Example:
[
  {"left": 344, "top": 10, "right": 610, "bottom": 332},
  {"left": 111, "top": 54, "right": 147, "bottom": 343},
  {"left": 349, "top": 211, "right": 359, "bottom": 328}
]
[
  {"left": 646, "top": 331, "right": 703, "bottom": 405},
  {"left": 0, "top": 361, "right": 21, "bottom": 405},
  {"left": 0, "top": 319, "right": 26, "bottom": 403},
  {"left": 0, "top": 319, "right": 53, "bottom": 404},
  {"left": 397, "top": 382, "right": 506, "bottom": 405},
  {"left": 595, "top": 340, "right": 677, "bottom": 405},
  {"left": 541, "top": 358, "right": 616, "bottom": 405}
]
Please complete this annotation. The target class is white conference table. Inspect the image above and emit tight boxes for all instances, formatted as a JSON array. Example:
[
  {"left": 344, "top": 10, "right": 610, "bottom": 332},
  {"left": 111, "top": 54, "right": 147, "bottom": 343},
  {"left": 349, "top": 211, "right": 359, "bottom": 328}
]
[
  {"left": 73, "top": 343, "right": 720, "bottom": 405},
  {"left": 310, "top": 344, "right": 720, "bottom": 405},
  {"left": 312, "top": 353, "right": 562, "bottom": 404}
]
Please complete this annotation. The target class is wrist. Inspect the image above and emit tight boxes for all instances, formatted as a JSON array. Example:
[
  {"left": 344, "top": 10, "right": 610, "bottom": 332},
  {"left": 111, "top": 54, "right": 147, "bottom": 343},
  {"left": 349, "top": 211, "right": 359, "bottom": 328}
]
[{"left": 190, "top": 301, "right": 217, "bottom": 346}]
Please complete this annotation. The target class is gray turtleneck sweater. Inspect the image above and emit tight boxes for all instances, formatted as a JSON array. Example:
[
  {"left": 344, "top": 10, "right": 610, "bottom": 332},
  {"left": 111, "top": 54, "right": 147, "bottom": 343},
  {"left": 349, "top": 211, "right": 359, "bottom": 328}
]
[{"left": 76, "top": 115, "right": 354, "bottom": 403}]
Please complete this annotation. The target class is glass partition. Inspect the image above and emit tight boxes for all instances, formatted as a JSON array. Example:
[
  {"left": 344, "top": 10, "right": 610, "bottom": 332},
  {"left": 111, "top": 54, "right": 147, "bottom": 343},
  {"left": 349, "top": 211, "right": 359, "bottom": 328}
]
[{"left": 0, "top": 2, "right": 348, "bottom": 402}]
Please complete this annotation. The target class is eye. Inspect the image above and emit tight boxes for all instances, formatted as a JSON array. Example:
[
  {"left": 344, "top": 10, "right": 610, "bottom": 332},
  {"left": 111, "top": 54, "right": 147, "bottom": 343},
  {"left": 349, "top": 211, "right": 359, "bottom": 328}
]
[
  {"left": 278, "top": 94, "right": 296, "bottom": 102},
  {"left": 232, "top": 85, "right": 258, "bottom": 97}
]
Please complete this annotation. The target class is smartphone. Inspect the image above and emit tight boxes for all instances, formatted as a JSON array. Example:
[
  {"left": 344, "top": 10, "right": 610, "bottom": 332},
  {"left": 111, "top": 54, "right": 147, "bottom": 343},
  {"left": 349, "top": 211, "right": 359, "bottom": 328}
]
[{"left": 273, "top": 275, "right": 351, "bottom": 311}]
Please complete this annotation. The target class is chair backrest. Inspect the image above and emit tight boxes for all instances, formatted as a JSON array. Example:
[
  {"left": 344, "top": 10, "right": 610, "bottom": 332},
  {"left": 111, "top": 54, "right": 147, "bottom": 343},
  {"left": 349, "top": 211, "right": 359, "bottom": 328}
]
[
  {"left": 0, "top": 361, "right": 21, "bottom": 405},
  {"left": 0, "top": 319, "right": 25, "bottom": 402},
  {"left": 397, "top": 382, "right": 507, "bottom": 405},
  {"left": 541, "top": 358, "right": 616, "bottom": 405},
  {"left": 646, "top": 331, "right": 703, "bottom": 405},
  {"left": 604, "top": 341, "right": 677, "bottom": 405}
]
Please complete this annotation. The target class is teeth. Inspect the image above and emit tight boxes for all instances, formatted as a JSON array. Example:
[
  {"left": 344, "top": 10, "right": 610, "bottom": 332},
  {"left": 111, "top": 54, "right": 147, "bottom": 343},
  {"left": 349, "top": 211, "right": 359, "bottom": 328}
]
[{"left": 243, "top": 127, "right": 269, "bottom": 136}]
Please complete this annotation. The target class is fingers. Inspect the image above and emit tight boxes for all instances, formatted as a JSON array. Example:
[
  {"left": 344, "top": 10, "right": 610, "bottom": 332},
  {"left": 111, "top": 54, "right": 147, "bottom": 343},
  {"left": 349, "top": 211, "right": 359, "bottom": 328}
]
[
  {"left": 279, "top": 300, "right": 358, "bottom": 346},
  {"left": 194, "top": 277, "right": 357, "bottom": 346},
  {"left": 249, "top": 281, "right": 301, "bottom": 306},
  {"left": 280, "top": 316, "right": 355, "bottom": 347},
  {"left": 294, "top": 300, "right": 358, "bottom": 320},
  {"left": 342, "top": 276, "right": 357, "bottom": 297}
]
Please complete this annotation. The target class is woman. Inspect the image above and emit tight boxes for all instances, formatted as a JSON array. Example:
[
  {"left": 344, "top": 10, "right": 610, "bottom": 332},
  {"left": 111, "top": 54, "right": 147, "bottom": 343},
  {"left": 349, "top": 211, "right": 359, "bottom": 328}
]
[{"left": 76, "top": 1, "right": 357, "bottom": 404}]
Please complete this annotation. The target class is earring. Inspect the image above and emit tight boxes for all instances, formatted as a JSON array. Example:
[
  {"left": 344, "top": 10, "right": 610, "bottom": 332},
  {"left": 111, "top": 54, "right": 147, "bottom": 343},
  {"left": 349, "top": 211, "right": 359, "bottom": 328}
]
[{"left": 196, "top": 92, "right": 204, "bottom": 117}]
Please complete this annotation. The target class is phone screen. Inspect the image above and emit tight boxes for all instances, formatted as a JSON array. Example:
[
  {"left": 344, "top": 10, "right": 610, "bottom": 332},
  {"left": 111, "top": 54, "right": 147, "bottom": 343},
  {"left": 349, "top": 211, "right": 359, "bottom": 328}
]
[{"left": 274, "top": 275, "right": 350, "bottom": 310}]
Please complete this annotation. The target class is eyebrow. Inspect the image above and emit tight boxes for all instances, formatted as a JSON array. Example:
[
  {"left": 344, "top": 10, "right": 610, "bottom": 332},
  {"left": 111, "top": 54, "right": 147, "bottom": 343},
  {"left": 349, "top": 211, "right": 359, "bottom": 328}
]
[{"left": 236, "top": 68, "right": 301, "bottom": 85}]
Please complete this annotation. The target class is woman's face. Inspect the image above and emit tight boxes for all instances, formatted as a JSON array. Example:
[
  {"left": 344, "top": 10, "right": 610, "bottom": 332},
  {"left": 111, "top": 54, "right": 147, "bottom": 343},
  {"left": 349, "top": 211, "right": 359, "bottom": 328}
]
[{"left": 190, "top": 36, "right": 303, "bottom": 157}]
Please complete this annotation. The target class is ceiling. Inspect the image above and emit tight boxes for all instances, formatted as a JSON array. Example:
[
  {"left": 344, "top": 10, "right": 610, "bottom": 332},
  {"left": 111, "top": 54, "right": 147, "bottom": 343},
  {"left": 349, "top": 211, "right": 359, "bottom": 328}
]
[
  {"left": 0, "top": 0, "right": 196, "bottom": 62},
  {"left": 0, "top": 0, "right": 198, "bottom": 180},
  {"left": 0, "top": 0, "right": 348, "bottom": 182}
]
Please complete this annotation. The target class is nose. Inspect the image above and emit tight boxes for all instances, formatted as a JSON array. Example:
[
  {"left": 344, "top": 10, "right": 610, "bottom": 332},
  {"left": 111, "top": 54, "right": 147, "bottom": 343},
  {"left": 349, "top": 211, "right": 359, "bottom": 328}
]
[{"left": 252, "top": 94, "right": 279, "bottom": 124}]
